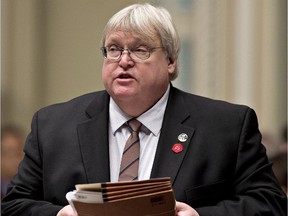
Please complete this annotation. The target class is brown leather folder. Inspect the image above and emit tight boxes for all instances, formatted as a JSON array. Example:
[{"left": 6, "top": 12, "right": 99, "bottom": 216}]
[{"left": 67, "top": 178, "right": 176, "bottom": 216}]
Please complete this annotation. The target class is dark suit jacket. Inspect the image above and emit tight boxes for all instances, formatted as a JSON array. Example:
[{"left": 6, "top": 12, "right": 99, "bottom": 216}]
[{"left": 2, "top": 86, "right": 287, "bottom": 216}]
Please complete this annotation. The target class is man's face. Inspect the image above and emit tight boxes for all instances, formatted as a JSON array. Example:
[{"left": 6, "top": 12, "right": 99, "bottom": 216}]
[{"left": 102, "top": 31, "right": 175, "bottom": 107}]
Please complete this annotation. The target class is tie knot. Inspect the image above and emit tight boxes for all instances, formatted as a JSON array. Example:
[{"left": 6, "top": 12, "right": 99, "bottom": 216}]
[{"left": 128, "top": 119, "right": 142, "bottom": 132}]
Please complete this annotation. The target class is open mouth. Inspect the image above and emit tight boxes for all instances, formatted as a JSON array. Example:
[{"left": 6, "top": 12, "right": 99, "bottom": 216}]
[{"left": 118, "top": 74, "right": 133, "bottom": 79}]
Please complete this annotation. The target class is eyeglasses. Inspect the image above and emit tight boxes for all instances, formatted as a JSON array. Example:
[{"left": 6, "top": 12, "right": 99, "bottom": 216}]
[{"left": 100, "top": 46, "right": 164, "bottom": 62}]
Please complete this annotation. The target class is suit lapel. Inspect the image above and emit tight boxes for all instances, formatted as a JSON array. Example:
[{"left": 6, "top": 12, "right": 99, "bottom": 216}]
[
  {"left": 150, "top": 87, "right": 195, "bottom": 184},
  {"left": 77, "top": 92, "right": 111, "bottom": 183},
  {"left": 76, "top": 88, "right": 196, "bottom": 185}
]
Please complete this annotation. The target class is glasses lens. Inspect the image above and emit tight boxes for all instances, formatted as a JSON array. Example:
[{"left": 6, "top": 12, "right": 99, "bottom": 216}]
[
  {"left": 132, "top": 48, "right": 149, "bottom": 60},
  {"left": 101, "top": 46, "right": 160, "bottom": 61},
  {"left": 108, "top": 46, "right": 121, "bottom": 59}
]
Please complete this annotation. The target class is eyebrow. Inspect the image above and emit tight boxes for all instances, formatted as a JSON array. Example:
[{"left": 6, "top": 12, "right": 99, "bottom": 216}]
[
  {"left": 105, "top": 33, "right": 155, "bottom": 47},
  {"left": 105, "top": 41, "right": 150, "bottom": 49}
]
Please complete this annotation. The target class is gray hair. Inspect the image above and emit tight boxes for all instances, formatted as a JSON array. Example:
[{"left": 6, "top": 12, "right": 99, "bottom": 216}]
[{"left": 101, "top": 3, "right": 181, "bottom": 80}]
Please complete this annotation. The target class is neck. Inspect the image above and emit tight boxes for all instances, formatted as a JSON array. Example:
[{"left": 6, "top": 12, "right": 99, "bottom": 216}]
[
  {"left": 115, "top": 96, "right": 160, "bottom": 117},
  {"left": 110, "top": 84, "right": 170, "bottom": 117}
]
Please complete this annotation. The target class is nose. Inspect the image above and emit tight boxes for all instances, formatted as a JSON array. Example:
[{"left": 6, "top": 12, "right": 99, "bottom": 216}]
[
  {"left": 118, "top": 49, "right": 134, "bottom": 67},
  {"left": 121, "top": 49, "right": 132, "bottom": 59}
]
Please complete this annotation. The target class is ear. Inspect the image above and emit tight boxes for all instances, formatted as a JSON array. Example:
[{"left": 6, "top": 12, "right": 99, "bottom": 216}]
[{"left": 167, "top": 58, "right": 176, "bottom": 74}]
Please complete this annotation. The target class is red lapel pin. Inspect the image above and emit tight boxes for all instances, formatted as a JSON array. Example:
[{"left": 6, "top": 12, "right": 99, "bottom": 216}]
[{"left": 172, "top": 143, "right": 183, "bottom": 153}]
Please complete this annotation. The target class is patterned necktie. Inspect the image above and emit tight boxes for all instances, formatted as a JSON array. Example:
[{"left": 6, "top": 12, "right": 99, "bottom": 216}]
[{"left": 119, "top": 118, "right": 142, "bottom": 181}]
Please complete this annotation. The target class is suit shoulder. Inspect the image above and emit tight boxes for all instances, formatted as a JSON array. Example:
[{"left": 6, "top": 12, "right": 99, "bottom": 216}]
[
  {"left": 172, "top": 88, "right": 259, "bottom": 130},
  {"left": 37, "top": 91, "right": 106, "bottom": 116},
  {"left": 174, "top": 88, "right": 251, "bottom": 115}
]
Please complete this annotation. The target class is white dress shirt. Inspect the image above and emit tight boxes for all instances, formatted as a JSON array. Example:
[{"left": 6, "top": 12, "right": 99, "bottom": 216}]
[{"left": 108, "top": 85, "right": 170, "bottom": 182}]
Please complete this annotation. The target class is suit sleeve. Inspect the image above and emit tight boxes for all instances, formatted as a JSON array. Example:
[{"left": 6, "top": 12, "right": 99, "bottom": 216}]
[
  {"left": 195, "top": 108, "right": 287, "bottom": 216},
  {"left": 1, "top": 112, "right": 63, "bottom": 216}
]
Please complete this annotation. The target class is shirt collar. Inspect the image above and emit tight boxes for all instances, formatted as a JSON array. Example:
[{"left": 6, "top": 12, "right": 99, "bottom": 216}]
[
  {"left": 109, "top": 85, "right": 170, "bottom": 136},
  {"left": 109, "top": 98, "right": 131, "bottom": 135}
]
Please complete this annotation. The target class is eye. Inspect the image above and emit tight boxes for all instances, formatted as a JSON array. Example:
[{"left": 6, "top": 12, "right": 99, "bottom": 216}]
[
  {"left": 108, "top": 45, "right": 120, "bottom": 52},
  {"left": 134, "top": 47, "right": 148, "bottom": 53}
]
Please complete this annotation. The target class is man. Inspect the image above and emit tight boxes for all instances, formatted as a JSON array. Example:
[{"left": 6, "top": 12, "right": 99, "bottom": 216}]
[{"left": 1, "top": 3, "right": 287, "bottom": 216}]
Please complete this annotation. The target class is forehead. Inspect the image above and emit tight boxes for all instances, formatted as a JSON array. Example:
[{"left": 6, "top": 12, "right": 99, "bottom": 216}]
[{"left": 105, "top": 30, "right": 161, "bottom": 46}]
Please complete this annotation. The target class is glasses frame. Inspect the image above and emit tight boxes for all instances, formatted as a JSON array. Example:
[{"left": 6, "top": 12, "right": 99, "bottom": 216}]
[{"left": 100, "top": 46, "right": 164, "bottom": 62}]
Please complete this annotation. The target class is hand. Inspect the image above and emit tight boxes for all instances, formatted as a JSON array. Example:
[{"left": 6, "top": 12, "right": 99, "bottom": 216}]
[
  {"left": 56, "top": 205, "right": 77, "bottom": 216},
  {"left": 175, "top": 201, "right": 199, "bottom": 216}
]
